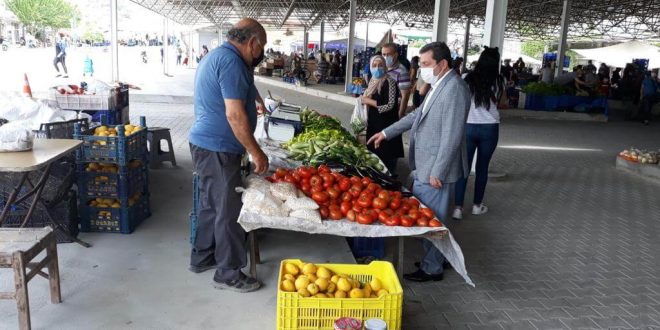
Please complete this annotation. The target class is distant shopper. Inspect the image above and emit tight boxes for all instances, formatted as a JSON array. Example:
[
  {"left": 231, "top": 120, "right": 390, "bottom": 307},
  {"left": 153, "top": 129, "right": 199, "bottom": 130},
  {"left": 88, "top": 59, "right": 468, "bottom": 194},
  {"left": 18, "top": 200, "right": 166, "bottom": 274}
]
[
  {"left": 574, "top": 66, "right": 591, "bottom": 96},
  {"left": 611, "top": 68, "right": 622, "bottom": 86},
  {"left": 640, "top": 70, "right": 659, "bottom": 125},
  {"left": 501, "top": 59, "right": 513, "bottom": 82},
  {"left": 188, "top": 18, "right": 268, "bottom": 293},
  {"left": 585, "top": 60, "right": 597, "bottom": 73},
  {"left": 381, "top": 43, "right": 411, "bottom": 118},
  {"left": 453, "top": 46, "right": 504, "bottom": 220},
  {"left": 541, "top": 62, "right": 553, "bottom": 84},
  {"left": 598, "top": 63, "right": 610, "bottom": 79},
  {"left": 176, "top": 46, "right": 183, "bottom": 65},
  {"left": 83, "top": 54, "right": 94, "bottom": 77},
  {"left": 54, "top": 33, "right": 68, "bottom": 78},
  {"left": 314, "top": 53, "right": 329, "bottom": 83},
  {"left": 410, "top": 56, "right": 425, "bottom": 108},
  {"left": 361, "top": 55, "right": 404, "bottom": 175},
  {"left": 453, "top": 57, "right": 464, "bottom": 75},
  {"left": 198, "top": 45, "right": 209, "bottom": 63}
]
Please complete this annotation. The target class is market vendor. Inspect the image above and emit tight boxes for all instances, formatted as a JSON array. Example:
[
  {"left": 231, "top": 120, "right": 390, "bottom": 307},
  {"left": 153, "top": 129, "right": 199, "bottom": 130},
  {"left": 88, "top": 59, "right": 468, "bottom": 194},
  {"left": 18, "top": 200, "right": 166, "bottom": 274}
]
[
  {"left": 361, "top": 55, "right": 404, "bottom": 175},
  {"left": 368, "top": 42, "right": 470, "bottom": 282},
  {"left": 188, "top": 18, "right": 269, "bottom": 293}
]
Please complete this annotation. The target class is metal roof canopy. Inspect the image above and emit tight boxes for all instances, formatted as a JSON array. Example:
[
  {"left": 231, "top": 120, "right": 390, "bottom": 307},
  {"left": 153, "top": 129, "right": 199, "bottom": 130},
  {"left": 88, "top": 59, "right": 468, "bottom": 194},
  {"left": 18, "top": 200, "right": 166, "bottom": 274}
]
[{"left": 130, "top": 0, "right": 660, "bottom": 40}]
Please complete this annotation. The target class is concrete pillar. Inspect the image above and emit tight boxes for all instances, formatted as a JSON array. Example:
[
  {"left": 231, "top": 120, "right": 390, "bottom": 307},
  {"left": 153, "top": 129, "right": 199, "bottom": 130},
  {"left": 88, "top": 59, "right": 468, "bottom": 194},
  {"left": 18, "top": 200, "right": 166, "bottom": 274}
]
[
  {"left": 432, "top": 0, "right": 450, "bottom": 42},
  {"left": 462, "top": 16, "right": 471, "bottom": 72},
  {"left": 364, "top": 22, "right": 369, "bottom": 51},
  {"left": 344, "top": 0, "right": 357, "bottom": 93},
  {"left": 218, "top": 26, "right": 223, "bottom": 46},
  {"left": 320, "top": 21, "right": 325, "bottom": 53},
  {"left": 483, "top": 0, "right": 508, "bottom": 51},
  {"left": 163, "top": 18, "right": 170, "bottom": 76},
  {"left": 303, "top": 27, "right": 309, "bottom": 59},
  {"left": 555, "top": 0, "right": 571, "bottom": 77},
  {"left": 110, "top": 0, "right": 119, "bottom": 82}
]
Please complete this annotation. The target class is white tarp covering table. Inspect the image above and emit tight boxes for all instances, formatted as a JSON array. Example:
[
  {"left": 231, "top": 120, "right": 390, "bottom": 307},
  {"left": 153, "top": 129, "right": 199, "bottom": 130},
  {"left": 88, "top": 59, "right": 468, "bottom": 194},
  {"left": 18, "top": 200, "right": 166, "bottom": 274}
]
[{"left": 238, "top": 210, "right": 474, "bottom": 286}]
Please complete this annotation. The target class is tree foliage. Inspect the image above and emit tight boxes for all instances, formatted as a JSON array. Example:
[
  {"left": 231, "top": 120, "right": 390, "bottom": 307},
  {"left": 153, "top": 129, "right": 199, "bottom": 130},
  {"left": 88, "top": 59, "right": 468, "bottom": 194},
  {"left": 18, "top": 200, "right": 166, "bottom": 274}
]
[
  {"left": 5, "top": 0, "right": 78, "bottom": 34},
  {"left": 521, "top": 40, "right": 546, "bottom": 60}
]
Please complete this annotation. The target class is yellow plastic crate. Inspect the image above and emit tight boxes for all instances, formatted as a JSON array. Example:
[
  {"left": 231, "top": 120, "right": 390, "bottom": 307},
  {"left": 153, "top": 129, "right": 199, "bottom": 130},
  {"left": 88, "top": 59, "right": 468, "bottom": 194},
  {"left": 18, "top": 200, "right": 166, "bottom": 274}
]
[{"left": 276, "top": 259, "right": 403, "bottom": 330}]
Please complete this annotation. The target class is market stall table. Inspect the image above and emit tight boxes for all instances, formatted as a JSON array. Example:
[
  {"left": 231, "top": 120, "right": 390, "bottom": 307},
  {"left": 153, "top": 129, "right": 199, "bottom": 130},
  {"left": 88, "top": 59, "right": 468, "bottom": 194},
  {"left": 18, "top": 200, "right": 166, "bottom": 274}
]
[
  {"left": 0, "top": 139, "right": 90, "bottom": 247},
  {"left": 239, "top": 210, "right": 473, "bottom": 286}
]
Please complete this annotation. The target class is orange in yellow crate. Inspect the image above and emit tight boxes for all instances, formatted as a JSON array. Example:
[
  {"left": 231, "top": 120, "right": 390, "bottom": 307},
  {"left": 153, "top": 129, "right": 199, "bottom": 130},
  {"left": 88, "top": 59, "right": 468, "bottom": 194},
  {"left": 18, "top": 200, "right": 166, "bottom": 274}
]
[{"left": 276, "top": 259, "right": 403, "bottom": 330}]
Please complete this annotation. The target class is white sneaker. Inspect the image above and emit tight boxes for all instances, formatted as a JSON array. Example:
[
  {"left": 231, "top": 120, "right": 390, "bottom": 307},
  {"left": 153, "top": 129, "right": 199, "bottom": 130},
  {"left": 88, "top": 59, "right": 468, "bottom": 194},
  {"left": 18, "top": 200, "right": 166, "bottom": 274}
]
[
  {"left": 452, "top": 208, "right": 463, "bottom": 220},
  {"left": 472, "top": 204, "right": 489, "bottom": 215}
]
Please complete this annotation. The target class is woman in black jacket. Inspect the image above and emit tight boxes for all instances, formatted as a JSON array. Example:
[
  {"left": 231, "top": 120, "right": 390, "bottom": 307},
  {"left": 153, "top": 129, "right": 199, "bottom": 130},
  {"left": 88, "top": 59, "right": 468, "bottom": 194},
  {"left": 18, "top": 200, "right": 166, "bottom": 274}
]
[{"left": 361, "top": 55, "right": 404, "bottom": 175}]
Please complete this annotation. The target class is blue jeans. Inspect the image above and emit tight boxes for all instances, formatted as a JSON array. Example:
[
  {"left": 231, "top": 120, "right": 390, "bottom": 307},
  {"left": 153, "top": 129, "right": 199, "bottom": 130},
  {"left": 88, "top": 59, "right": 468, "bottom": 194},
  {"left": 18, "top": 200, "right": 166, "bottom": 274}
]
[
  {"left": 413, "top": 179, "right": 453, "bottom": 275},
  {"left": 455, "top": 123, "right": 499, "bottom": 207}
]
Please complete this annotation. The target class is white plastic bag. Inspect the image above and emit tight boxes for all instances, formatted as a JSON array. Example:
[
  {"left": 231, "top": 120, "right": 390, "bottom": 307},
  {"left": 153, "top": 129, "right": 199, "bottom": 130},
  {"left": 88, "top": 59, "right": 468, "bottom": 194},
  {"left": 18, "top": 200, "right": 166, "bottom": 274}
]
[
  {"left": 290, "top": 209, "right": 322, "bottom": 223},
  {"left": 237, "top": 186, "right": 288, "bottom": 217},
  {"left": 350, "top": 97, "right": 367, "bottom": 135},
  {"left": 284, "top": 195, "right": 319, "bottom": 210},
  {"left": 269, "top": 182, "right": 298, "bottom": 201},
  {"left": 0, "top": 121, "right": 34, "bottom": 152}
]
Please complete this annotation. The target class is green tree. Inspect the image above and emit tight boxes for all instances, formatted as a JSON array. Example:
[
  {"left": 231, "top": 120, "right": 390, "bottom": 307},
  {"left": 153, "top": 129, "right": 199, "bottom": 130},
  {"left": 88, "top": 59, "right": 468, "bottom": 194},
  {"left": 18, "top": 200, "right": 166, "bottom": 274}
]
[
  {"left": 521, "top": 40, "right": 546, "bottom": 60},
  {"left": 5, "top": 0, "right": 78, "bottom": 35}
]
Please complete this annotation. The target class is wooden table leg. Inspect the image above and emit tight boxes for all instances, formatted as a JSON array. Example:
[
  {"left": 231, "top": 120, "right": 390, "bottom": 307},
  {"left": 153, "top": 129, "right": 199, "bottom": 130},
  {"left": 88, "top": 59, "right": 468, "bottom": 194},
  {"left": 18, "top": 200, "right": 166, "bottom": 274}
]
[
  {"left": 0, "top": 172, "right": 28, "bottom": 225},
  {"left": 46, "top": 236, "right": 61, "bottom": 304},
  {"left": 248, "top": 231, "right": 257, "bottom": 278},
  {"left": 396, "top": 237, "right": 404, "bottom": 281},
  {"left": 12, "top": 252, "right": 30, "bottom": 330}
]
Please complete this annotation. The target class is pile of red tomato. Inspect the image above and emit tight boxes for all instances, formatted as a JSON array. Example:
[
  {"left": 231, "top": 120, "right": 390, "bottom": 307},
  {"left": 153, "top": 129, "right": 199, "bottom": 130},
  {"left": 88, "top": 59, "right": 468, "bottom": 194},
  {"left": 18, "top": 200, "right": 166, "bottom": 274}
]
[{"left": 267, "top": 165, "right": 443, "bottom": 228}]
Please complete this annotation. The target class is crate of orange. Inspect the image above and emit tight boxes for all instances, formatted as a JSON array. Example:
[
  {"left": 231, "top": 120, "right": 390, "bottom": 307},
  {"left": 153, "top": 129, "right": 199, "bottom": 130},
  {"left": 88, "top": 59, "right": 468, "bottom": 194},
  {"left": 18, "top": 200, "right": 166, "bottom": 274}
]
[{"left": 276, "top": 259, "right": 403, "bottom": 330}]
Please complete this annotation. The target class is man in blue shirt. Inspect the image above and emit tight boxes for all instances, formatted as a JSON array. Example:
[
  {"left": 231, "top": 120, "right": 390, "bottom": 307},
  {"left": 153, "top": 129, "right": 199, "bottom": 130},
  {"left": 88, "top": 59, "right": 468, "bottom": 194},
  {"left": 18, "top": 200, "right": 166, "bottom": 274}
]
[
  {"left": 188, "top": 18, "right": 268, "bottom": 293},
  {"left": 640, "top": 70, "right": 659, "bottom": 125}
]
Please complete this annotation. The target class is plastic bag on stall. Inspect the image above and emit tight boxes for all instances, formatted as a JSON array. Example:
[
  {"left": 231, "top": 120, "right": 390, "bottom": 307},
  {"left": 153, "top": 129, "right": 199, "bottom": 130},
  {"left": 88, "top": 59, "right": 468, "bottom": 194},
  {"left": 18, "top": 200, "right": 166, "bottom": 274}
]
[
  {"left": 284, "top": 195, "right": 319, "bottom": 210},
  {"left": 350, "top": 97, "right": 367, "bottom": 135},
  {"left": 0, "top": 121, "right": 34, "bottom": 152},
  {"left": 236, "top": 186, "right": 288, "bottom": 217},
  {"left": 269, "top": 182, "right": 298, "bottom": 201},
  {"left": 289, "top": 209, "right": 321, "bottom": 223}
]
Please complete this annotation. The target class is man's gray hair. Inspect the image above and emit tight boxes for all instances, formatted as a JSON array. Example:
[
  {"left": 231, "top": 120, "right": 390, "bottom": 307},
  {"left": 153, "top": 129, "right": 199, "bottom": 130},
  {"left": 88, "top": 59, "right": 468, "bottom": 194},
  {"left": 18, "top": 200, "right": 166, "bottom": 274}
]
[{"left": 227, "top": 26, "right": 259, "bottom": 44}]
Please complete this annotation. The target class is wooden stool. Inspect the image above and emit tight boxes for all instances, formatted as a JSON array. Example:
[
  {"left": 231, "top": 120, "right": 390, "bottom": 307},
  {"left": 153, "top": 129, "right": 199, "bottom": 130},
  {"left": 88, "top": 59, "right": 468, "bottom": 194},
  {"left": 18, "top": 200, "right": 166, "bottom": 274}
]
[
  {"left": 147, "top": 127, "right": 176, "bottom": 168},
  {"left": 0, "top": 227, "right": 61, "bottom": 330}
]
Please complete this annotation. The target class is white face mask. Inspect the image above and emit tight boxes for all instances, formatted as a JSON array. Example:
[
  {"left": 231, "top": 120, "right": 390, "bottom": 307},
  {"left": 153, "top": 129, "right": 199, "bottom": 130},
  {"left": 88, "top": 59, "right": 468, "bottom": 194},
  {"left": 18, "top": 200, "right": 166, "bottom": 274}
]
[{"left": 420, "top": 63, "right": 440, "bottom": 84}]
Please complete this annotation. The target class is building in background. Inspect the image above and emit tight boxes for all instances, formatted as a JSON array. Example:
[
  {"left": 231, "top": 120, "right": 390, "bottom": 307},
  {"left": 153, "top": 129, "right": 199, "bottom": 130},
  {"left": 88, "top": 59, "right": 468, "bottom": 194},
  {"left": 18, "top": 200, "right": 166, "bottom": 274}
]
[{"left": 0, "top": 1, "right": 24, "bottom": 45}]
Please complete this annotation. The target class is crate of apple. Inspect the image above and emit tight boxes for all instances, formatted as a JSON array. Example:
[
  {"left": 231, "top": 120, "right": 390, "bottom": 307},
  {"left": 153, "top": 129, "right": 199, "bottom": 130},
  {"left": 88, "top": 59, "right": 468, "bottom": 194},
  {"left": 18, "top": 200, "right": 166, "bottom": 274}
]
[{"left": 267, "top": 165, "right": 443, "bottom": 228}]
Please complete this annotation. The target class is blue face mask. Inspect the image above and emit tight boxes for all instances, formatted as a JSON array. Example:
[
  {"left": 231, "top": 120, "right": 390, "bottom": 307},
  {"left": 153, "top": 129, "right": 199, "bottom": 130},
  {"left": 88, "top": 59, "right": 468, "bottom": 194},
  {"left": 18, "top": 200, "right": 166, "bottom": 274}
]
[
  {"left": 385, "top": 56, "right": 394, "bottom": 68},
  {"left": 371, "top": 67, "right": 385, "bottom": 78}
]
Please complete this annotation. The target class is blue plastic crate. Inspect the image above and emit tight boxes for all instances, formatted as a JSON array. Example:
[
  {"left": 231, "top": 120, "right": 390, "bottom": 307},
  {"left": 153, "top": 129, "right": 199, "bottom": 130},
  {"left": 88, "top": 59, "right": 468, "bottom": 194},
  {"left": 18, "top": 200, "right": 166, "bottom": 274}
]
[
  {"left": 79, "top": 194, "right": 150, "bottom": 234},
  {"left": 348, "top": 237, "right": 385, "bottom": 259},
  {"left": 74, "top": 116, "right": 147, "bottom": 166},
  {"left": 86, "top": 108, "right": 122, "bottom": 125},
  {"left": 77, "top": 161, "right": 147, "bottom": 199},
  {"left": 190, "top": 172, "right": 200, "bottom": 245}
]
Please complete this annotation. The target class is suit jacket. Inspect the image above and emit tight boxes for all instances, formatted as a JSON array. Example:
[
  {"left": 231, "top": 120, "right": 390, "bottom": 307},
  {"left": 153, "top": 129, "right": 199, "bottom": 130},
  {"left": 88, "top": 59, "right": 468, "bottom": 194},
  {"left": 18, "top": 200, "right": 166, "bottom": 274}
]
[{"left": 383, "top": 70, "right": 470, "bottom": 184}]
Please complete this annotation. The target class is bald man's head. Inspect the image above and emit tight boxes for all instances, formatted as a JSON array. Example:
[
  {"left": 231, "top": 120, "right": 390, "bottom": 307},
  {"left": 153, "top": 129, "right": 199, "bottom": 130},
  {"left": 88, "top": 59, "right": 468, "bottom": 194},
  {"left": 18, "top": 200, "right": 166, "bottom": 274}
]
[
  {"left": 226, "top": 18, "right": 267, "bottom": 68},
  {"left": 227, "top": 18, "right": 266, "bottom": 45}
]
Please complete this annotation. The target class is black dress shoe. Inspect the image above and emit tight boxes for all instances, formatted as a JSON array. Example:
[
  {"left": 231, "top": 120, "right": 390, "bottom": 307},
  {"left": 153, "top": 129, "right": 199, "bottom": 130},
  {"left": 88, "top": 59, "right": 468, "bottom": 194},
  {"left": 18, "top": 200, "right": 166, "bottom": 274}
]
[
  {"left": 414, "top": 261, "right": 452, "bottom": 270},
  {"left": 403, "top": 269, "right": 443, "bottom": 282}
]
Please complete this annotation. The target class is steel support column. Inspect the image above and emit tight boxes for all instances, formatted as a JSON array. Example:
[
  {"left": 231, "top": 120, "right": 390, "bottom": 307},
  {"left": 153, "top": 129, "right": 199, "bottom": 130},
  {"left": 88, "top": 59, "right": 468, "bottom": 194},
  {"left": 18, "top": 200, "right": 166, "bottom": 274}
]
[
  {"left": 483, "top": 0, "right": 508, "bottom": 51},
  {"left": 163, "top": 18, "right": 170, "bottom": 76},
  {"left": 320, "top": 20, "right": 325, "bottom": 53},
  {"left": 110, "top": 0, "right": 119, "bottom": 81},
  {"left": 364, "top": 22, "right": 369, "bottom": 51},
  {"left": 303, "top": 27, "right": 309, "bottom": 59},
  {"left": 432, "top": 0, "right": 450, "bottom": 42},
  {"left": 345, "top": 0, "right": 357, "bottom": 94},
  {"left": 556, "top": 0, "right": 571, "bottom": 77},
  {"left": 462, "top": 16, "right": 471, "bottom": 72}
]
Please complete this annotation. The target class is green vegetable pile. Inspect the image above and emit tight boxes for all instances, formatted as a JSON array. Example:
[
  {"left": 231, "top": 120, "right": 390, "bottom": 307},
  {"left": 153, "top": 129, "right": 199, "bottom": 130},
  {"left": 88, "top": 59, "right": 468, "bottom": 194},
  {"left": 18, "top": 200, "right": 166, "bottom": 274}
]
[{"left": 285, "top": 109, "right": 383, "bottom": 171}]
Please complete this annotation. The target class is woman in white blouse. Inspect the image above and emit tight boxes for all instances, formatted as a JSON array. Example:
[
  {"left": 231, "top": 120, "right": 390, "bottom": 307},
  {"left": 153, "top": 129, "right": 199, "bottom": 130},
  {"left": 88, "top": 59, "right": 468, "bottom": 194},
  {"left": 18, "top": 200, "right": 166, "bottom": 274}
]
[{"left": 453, "top": 47, "right": 504, "bottom": 220}]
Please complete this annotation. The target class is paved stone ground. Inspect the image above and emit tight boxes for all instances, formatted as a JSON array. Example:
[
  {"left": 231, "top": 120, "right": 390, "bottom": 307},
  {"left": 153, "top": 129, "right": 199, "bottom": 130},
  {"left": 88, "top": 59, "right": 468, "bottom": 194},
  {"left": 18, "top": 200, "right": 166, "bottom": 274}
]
[{"left": 130, "top": 81, "right": 660, "bottom": 330}]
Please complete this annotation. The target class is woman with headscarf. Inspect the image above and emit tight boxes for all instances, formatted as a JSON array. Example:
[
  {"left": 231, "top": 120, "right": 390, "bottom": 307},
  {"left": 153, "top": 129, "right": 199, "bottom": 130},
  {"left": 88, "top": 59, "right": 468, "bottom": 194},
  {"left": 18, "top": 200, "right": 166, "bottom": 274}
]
[
  {"left": 361, "top": 55, "right": 404, "bottom": 175},
  {"left": 453, "top": 46, "right": 505, "bottom": 220}
]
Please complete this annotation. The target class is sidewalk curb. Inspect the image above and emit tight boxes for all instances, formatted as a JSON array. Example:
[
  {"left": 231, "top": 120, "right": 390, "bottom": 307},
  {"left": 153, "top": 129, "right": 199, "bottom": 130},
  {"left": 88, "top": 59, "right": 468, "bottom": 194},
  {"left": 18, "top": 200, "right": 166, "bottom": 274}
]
[{"left": 501, "top": 109, "right": 608, "bottom": 122}]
